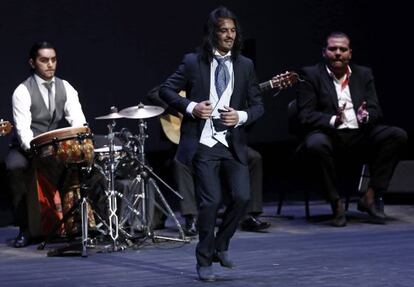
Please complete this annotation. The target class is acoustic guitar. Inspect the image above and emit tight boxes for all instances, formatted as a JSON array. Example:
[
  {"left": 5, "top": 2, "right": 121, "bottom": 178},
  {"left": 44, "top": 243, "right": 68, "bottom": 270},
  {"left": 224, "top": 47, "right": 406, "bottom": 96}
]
[
  {"left": 0, "top": 120, "right": 13, "bottom": 136},
  {"left": 160, "top": 71, "right": 299, "bottom": 144}
]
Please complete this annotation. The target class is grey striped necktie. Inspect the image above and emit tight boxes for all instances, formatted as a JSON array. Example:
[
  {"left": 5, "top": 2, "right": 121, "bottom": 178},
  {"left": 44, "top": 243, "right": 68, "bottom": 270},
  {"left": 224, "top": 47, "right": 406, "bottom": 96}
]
[
  {"left": 214, "top": 56, "right": 231, "bottom": 98},
  {"left": 43, "top": 81, "right": 55, "bottom": 116}
]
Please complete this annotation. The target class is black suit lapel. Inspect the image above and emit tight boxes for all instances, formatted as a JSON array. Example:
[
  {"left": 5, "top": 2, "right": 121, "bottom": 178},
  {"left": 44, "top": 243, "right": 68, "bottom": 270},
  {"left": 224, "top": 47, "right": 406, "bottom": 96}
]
[
  {"left": 199, "top": 56, "right": 210, "bottom": 101},
  {"left": 348, "top": 74, "right": 361, "bottom": 113},
  {"left": 230, "top": 57, "right": 242, "bottom": 107},
  {"left": 319, "top": 64, "right": 339, "bottom": 110}
]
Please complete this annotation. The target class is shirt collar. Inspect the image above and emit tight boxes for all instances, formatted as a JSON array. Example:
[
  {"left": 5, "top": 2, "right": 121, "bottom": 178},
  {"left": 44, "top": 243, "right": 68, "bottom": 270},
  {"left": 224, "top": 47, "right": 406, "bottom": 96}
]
[
  {"left": 213, "top": 49, "right": 232, "bottom": 59},
  {"left": 34, "top": 73, "right": 55, "bottom": 86},
  {"left": 326, "top": 65, "right": 352, "bottom": 82}
]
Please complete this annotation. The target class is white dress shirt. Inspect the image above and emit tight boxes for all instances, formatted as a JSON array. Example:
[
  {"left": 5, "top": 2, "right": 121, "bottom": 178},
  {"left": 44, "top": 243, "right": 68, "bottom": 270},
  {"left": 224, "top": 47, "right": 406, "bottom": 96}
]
[
  {"left": 12, "top": 73, "right": 86, "bottom": 150},
  {"left": 327, "top": 66, "right": 359, "bottom": 129},
  {"left": 186, "top": 50, "right": 248, "bottom": 147}
]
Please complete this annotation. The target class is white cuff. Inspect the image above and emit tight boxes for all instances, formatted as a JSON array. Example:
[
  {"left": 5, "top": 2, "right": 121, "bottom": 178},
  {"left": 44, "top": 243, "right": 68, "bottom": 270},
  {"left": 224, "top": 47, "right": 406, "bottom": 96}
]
[
  {"left": 329, "top": 115, "right": 337, "bottom": 127},
  {"left": 186, "top": 101, "right": 197, "bottom": 117},
  {"left": 236, "top": 111, "right": 248, "bottom": 126}
]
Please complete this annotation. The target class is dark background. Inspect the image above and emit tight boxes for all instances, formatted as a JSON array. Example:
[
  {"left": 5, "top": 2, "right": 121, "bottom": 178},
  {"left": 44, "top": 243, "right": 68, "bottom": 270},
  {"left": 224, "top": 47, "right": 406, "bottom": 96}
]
[{"left": 0, "top": 0, "right": 412, "bottom": 214}]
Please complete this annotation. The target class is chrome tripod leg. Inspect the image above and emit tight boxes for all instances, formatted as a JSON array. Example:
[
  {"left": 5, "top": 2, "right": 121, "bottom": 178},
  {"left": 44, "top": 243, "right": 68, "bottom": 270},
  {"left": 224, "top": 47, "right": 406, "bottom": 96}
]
[
  {"left": 107, "top": 190, "right": 119, "bottom": 249},
  {"left": 149, "top": 179, "right": 188, "bottom": 241},
  {"left": 117, "top": 177, "right": 145, "bottom": 230},
  {"left": 142, "top": 176, "right": 156, "bottom": 237},
  {"left": 80, "top": 197, "right": 88, "bottom": 257}
]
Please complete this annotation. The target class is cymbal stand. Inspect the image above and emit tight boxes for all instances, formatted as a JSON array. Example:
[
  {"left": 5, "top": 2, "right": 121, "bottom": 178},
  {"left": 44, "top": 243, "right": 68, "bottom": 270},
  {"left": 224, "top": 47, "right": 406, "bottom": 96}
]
[
  {"left": 104, "top": 119, "right": 121, "bottom": 250},
  {"left": 128, "top": 118, "right": 189, "bottom": 243}
]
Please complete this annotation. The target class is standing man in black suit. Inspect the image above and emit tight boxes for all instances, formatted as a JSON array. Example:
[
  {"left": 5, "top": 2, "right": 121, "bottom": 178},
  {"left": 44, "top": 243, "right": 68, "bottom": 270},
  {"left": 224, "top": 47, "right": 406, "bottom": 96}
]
[
  {"left": 160, "top": 6, "right": 264, "bottom": 281},
  {"left": 145, "top": 86, "right": 270, "bottom": 236},
  {"left": 297, "top": 32, "right": 407, "bottom": 227}
]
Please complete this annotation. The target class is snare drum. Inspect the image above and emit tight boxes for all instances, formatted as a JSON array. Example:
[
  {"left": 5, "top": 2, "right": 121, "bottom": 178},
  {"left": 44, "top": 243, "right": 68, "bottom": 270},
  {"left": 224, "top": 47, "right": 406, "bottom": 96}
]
[{"left": 30, "top": 126, "right": 94, "bottom": 166}]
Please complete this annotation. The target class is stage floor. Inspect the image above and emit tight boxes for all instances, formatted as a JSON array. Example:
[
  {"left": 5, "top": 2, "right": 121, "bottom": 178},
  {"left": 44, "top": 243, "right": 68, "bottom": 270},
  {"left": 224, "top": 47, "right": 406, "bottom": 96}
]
[{"left": 1, "top": 202, "right": 414, "bottom": 287}]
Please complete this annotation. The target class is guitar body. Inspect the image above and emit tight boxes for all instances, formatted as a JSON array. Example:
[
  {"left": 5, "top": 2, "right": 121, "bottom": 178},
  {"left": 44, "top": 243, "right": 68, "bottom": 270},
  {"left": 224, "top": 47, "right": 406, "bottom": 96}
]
[
  {"left": 159, "top": 72, "right": 298, "bottom": 144},
  {"left": 0, "top": 120, "right": 13, "bottom": 136},
  {"left": 160, "top": 113, "right": 182, "bottom": 145}
]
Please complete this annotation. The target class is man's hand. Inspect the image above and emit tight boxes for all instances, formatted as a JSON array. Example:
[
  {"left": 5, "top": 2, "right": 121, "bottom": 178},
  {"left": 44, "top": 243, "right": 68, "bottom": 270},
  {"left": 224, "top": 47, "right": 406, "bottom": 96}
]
[
  {"left": 192, "top": 101, "right": 213, "bottom": 119},
  {"left": 357, "top": 101, "right": 369, "bottom": 124},
  {"left": 219, "top": 106, "right": 239, "bottom": 127},
  {"left": 334, "top": 103, "right": 346, "bottom": 128}
]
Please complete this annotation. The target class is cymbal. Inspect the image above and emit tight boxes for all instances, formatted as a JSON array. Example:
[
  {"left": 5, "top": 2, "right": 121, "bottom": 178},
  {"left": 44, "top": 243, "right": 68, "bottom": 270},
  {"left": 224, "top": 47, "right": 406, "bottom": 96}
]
[
  {"left": 95, "top": 112, "right": 124, "bottom": 120},
  {"left": 119, "top": 104, "right": 164, "bottom": 119}
]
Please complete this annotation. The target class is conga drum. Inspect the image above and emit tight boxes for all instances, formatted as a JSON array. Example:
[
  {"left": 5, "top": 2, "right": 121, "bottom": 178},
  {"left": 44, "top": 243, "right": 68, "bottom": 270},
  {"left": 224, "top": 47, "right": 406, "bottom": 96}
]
[
  {"left": 31, "top": 126, "right": 95, "bottom": 166},
  {"left": 29, "top": 126, "right": 96, "bottom": 236}
]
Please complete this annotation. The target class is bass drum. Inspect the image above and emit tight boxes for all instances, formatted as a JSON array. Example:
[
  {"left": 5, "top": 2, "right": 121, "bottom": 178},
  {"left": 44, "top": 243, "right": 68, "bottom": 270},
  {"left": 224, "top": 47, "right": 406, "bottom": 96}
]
[{"left": 115, "top": 154, "right": 140, "bottom": 180}]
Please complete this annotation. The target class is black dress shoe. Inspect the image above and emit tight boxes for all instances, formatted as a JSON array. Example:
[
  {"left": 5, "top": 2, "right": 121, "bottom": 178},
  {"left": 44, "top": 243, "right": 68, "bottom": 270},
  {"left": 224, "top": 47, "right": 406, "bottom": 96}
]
[
  {"left": 213, "top": 251, "right": 235, "bottom": 268},
  {"left": 240, "top": 216, "right": 271, "bottom": 232},
  {"left": 357, "top": 199, "right": 386, "bottom": 222},
  {"left": 330, "top": 200, "right": 347, "bottom": 227},
  {"left": 13, "top": 230, "right": 30, "bottom": 248},
  {"left": 196, "top": 264, "right": 215, "bottom": 282},
  {"left": 184, "top": 215, "right": 198, "bottom": 236},
  {"left": 331, "top": 212, "right": 347, "bottom": 227}
]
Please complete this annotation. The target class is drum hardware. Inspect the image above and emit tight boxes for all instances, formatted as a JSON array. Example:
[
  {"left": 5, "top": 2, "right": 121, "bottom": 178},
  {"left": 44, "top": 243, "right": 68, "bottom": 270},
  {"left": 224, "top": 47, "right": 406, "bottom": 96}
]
[
  {"left": 94, "top": 107, "right": 147, "bottom": 249},
  {"left": 35, "top": 125, "right": 95, "bottom": 257},
  {"left": 103, "top": 111, "right": 120, "bottom": 250},
  {"left": 94, "top": 106, "right": 124, "bottom": 251},
  {"left": 118, "top": 104, "right": 189, "bottom": 244}
]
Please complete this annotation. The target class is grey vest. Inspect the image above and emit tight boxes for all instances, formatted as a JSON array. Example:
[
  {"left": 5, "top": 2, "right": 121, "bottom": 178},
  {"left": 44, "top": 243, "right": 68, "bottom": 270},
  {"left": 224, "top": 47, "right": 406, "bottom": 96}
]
[{"left": 23, "top": 75, "right": 67, "bottom": 137}]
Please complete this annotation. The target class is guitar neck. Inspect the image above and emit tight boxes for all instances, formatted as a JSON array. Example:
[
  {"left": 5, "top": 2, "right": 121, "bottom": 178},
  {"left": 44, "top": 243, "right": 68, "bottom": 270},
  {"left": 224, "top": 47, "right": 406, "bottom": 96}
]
[{"left": 259, "top": 80, "right": 274, "bottom": 92}]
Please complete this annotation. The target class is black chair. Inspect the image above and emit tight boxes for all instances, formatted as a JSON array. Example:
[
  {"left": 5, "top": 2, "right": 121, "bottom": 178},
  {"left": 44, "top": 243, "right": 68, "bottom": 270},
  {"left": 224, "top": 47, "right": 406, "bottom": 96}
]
[{"left": 277, "top": 99, "right": 362, "bottom": 219}]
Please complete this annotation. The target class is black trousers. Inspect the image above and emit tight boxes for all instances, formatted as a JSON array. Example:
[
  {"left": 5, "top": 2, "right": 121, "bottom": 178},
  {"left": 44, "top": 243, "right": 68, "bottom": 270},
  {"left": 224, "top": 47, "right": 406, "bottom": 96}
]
[
  {"left": 302, "top": 125, "right": 407, "bottom": 203},
  {"left": 5, "top": 148, "right": 68, "bottom": 231},
  {"left": 193, "top": 143, "right": 250, "bottom": 267},
  {"left": 174, "top": 146, "right": 263, "bottom": 217},
  {"left": 4, "top": 148, "right": 33, "bottom": 229}
]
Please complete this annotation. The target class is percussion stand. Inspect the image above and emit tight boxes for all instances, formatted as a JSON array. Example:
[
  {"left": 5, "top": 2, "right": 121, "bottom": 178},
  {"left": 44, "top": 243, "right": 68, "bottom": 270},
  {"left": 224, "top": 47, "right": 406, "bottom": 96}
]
[
  {"left": 129, "top": 118, "right": 189, "bottom": 243},
  {"left": 38, "top": 133, "right": 94, "bottom": 257},
  {"left": 103, "top": 119, "right": 120, "bottom": 251}
]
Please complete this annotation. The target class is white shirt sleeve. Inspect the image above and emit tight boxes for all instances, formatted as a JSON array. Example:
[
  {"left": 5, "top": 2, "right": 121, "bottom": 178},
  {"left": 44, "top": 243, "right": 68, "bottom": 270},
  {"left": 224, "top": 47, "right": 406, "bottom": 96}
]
[
  {"left": 12, "top": 84, "right": 33, "bottom": 150},
  {"left": 330, "top": 115, "right": 337, "bottom": 127},
  {"left": 62, "top": 80, "right": 87, "bottom": 127},
  {"left": 236, "top": 110, "right": 248, "bottom": 126},
  {"left": 186, "top": 101, "right": 197, "bottom": 116}
]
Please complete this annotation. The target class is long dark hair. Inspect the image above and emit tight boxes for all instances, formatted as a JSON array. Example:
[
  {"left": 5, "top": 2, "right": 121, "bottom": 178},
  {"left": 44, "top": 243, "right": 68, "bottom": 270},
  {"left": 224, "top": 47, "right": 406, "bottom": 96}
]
[{"left": 200, "top": 6, "right": 243, "bottom": 63}]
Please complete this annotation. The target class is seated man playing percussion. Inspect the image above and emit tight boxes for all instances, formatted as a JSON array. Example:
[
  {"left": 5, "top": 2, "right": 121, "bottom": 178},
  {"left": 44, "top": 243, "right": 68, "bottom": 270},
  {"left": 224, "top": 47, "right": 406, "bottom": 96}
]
[{"left": 5, "top": 41, "right": 86, "bottom": 247}]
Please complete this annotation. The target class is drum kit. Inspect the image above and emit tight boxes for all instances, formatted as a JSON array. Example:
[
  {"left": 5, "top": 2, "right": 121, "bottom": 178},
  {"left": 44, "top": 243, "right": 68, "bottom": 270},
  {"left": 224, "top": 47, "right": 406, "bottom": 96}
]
[{"left": 33, "top": 103, "right": 188, "bottom": 257}]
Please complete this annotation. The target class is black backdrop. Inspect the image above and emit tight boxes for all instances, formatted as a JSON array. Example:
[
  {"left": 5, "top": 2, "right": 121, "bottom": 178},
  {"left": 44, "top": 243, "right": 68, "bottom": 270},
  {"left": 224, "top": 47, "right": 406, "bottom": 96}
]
[{"left": 1, "top": 0, "right": 412, "bottom": 157}]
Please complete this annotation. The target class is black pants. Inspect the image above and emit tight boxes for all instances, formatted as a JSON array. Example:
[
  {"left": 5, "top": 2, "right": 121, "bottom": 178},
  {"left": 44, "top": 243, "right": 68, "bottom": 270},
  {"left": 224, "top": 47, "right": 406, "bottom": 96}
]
[
  {"left": 302, "top": 125, "right": 407, "bottom": 203},
  {"left": 5, "top": 148, "right": 68, "bottom": 231},
  {"left": 174, "top": 146, "right": 263, "bottom": 217},
  {"left": 193, "top": 143, "right": 250, "bottom": 267},
  {"left": 5, "top": 148, "right": 36, "bottom": 230}
]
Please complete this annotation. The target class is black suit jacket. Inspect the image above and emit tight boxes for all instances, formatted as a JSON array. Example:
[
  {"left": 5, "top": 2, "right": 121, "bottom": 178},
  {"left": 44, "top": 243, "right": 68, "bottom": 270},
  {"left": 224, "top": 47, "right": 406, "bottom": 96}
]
[
  {"left": 297, "top": 63, "right": 383, "bottom": 134},
  {"left": 160, "top": 52, "right": 263, "bottom": 165}
]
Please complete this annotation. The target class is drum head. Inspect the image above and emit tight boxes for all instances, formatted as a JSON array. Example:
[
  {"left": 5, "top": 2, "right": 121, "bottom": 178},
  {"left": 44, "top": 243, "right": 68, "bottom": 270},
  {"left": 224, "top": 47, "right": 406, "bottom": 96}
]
[
  {"left": 31, "top": 126, "right": 91, "bottom": 148},
  {"left": 30, "top": 126, "right": 94, "bottom": 166}
]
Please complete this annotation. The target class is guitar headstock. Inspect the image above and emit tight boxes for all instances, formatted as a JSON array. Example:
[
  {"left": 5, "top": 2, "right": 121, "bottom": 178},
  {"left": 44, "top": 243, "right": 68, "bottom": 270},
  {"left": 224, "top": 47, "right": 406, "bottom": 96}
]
[
  {"left": 0, "top": 120, "right": 13, "bottom": 136},
  {"left": 270, "top": 71, "right": 299, "bottom": 90}
]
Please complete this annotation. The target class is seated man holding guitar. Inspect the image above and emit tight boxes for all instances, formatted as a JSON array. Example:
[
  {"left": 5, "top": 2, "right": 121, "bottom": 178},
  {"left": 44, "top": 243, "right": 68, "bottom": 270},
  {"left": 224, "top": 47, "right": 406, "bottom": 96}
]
[{"left": 146, "top": 71, "right": 296, "bottom": 235}]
